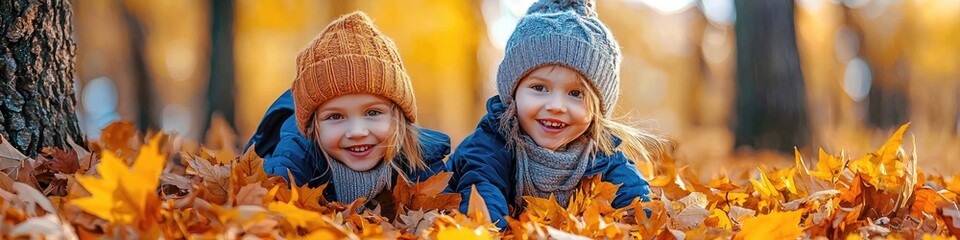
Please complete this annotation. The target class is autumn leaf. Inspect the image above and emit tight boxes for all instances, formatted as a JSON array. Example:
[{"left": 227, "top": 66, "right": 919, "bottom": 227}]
[
  {"left": 187, "top": 154, "right": 231, "bottom": 205},
  {"left": 436, "top": 227, "right": 492, "bottom": 240},
  {"left": 393, "top": 172, "right": 461, "bottom": 214},
  {"left": 673, "top": 207, "right": 710, "bottom": 230},
  {"left": 809, "top": 148, "right": 846, "bottom": 183},
  {"left": 415, "top": 171, "right": 452, "bottom": 195},
  {"left": 203, "top": 113, "right": 240, "bottom": 162},
  {"left": 70, "top": 134, "right": 166, "bottom": 227},
  {"left": 749, "top": 168, "right": 782, "bottom": 212},
  {"left": 849, "top": 123, "right": 911, "bottom": 192},
  {"left": 231, "top": 145, "right": 268, "bottom": 189},
  {"left": 9, "top": 214, "right": 78, "bottom": 239},
  {"left": 42, "top": 147, "right": 80, "bottom": 174},
  {"left": 98, "top": 121, "right": 141, "bottom": 158},
  {"left": 285, "top": 182, "right": 327, "bottom": 211},
  {"left": 13, "top": 182, "right": 56, "bottom": 216},
  {"left": 706, "top": 175, "right": 741, "bottom": 192},
  {"left": 267, "top": 200, "right": 324, "bottom": 229},
  {"left": 235, "top": 183, "right": 268, "bottom": 206},
  {"left": 0, "top": 172, "right": 14, "bottom": 192},
  {"left": 11, "top": 158, "right": 40, "bottom": 191},
  {"left": 624, "top": 197, "right": 666, "bottom": 239},
  {"left": 705, "top": 209, "right": 732, "bottom": 229},
  {"left": 0, "top": 134, "right": 29, "bottom": 173},
  {"left": 909, "top": 188, "right": 945, "bottom": 219},
  {"left": 398, "top": 209, "right": 439, "bottom": 236},
  {"left": 876, "top": 123, "right": 910, "bottom": 166},
  {"left": 408, "top": 193, "right": 460, "bottom": 212},
  {"left": 734, "top": 210, "right": 804, "bottom": 240},
  {"left": 523, "top": 194, "right": 567, "bottom": 228},
  {"left": 5, "top": 118, "right": 960, "bottom": 239},
  {"left": 467, "top": 185, "right": 491, "bottom": 225}
]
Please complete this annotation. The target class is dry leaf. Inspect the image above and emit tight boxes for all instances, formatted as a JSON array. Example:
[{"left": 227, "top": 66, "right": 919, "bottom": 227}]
[
  {"left": 734, "top": 210, "right": 803, "bottom": 240},
  {"left": 235, "top": 183, "right": 268, "bottom": 206},
  {"left": 9, "top": 214, "right": 78, "bottom": 240},
  {"left": 187, "top": 154, "right": 231, "bottom": 205},
  {"left": 0, "top": 134, "right": 29, "bottom": 172}
]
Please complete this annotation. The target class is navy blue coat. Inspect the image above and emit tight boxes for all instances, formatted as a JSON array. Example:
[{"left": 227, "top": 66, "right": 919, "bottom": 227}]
[
  {"left": 246, "top": 90, "right": 450, "bottom": 202},
  {"left": 445, "top": 96, "right": 652, "bottom": 229}
]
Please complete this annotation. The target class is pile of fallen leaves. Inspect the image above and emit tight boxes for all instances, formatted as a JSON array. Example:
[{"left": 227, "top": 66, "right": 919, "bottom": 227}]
[{"left": 0, "top": 122, "right": 958, "bottom": 239}]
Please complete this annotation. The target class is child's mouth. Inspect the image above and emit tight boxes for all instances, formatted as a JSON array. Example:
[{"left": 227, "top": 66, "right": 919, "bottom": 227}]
[
  {"left": 344, "top": 144, "right": 374, "bottom": 157},
  {"left": 537, "top": 119, "right": 567, "bottom": 133}
]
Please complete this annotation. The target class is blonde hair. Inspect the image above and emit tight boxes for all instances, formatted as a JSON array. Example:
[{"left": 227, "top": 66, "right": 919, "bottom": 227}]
[
  {"left": 499, "top": 65, "right": 675, "bottom": 177},
  {"left": 307, "top": 104, "right": 427, "bottom": 183}
]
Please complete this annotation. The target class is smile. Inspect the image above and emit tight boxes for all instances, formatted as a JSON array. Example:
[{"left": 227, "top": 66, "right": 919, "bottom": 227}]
[
  {"left": 537, "top": 119, "right": 568, "bottom": 129},
  {"left": 343, "top": 144, "right": 374, "bottom": 157}
]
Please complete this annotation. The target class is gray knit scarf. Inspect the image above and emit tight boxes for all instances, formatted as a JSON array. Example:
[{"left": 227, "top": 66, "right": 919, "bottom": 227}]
[
  {"left": 515, "top": 134, "right": 593, "bottom": 207},
  {"left": 328, "top": 159, "right": 393, "bottom": 204}
]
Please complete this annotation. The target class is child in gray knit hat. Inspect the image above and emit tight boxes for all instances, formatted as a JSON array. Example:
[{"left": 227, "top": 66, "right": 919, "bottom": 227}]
[{"left": 446, "top": 0, "right": 673, "bottom": 230}]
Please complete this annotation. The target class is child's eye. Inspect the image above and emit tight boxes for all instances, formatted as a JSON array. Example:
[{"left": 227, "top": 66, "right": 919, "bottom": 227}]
[
  {"left": 569, "top": 89, "right": 583, "bottom": 98},
  {"left": 530, "top": 85, "right": 547, "bottom": 92},
  {"left": 365, "top": 109, "right": 383, "bottom": 117},
  {"left": 324, "top": 114, "right": 344, "bottom": 120}
]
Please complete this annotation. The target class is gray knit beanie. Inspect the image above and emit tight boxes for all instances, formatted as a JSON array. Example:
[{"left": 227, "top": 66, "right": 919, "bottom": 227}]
[{"left": 497, "top": 0, "right": 622, "bottom": 117}]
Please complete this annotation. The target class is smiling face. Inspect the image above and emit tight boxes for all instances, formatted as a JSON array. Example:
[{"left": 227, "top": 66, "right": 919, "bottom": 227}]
[
  {"left": 513, "top": 65, "right": 595, "bottom": 151},
  {"left": 312, "top": 93, "right": 395, "bottom": 171}
]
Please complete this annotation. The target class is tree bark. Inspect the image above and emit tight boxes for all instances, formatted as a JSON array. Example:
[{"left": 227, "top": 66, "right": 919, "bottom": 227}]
[
  {"left": 733, "top": 0, "right": 811, "bottom": 153},
  {"left": 0, "top": 0, "right": 84, "bottom": 157}
]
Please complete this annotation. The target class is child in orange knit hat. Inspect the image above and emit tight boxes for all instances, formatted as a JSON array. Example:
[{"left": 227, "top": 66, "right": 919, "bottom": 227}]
[{"left": 245, "top": 11, "right": 450, "bottom": 204}]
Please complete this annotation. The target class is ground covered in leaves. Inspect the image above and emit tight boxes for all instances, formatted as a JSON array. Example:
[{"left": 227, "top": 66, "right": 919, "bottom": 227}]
[{"left": 0, "top": 122, "right": 958, "bottom": 239}]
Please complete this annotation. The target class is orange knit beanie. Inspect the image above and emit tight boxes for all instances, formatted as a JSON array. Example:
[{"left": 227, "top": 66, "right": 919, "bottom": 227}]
[{"left": 291, "top": 11, "right": 416, "bottom": 136}]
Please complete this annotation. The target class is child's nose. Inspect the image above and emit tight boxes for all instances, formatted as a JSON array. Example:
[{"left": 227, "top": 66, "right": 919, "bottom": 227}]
[
  {"left": 345, "top": 121, "right": 370, "bottom": 139},
  {"left": 545, "top": 94, "right": 567, "bottom": 113}
]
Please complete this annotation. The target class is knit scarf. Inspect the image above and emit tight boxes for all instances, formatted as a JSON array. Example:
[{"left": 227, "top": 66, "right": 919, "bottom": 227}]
[
  {"left": 515, "top": 134, "right": 593, "bottom": 207},
  {"left": 328, "top": 159, "right": 393, "bottom": 204}
]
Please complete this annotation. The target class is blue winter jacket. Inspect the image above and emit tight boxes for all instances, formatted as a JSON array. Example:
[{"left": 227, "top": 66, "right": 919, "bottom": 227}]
[
  {"left": 245, "top": 90, "right": 451, "bottom": 202},
  {"left": 445, "top": 96, "right": 652, "bottom": 229}
]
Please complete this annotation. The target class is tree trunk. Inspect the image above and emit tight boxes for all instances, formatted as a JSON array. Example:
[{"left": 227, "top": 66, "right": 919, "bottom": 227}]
[
  {"left": 733, "top": 0, "right": 810, "bottom": 153},
  {"left": 0, "top": 0, "right": 84, "bottom": 157},
  {"left": 203, "top": 0, "right": 236, "bottom": 135},
  {"left": 121, "top": 1, "right": 158, "bottom": 132}
]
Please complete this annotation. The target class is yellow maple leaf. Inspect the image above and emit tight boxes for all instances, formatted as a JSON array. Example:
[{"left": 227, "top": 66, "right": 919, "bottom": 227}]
[
  {"left": 734, "top": 210, "right": 804, "bottom": 240},
  {"left": 768, "top": 168, "right": 800, "bottom": 196},
  {"left": 70, "top": 134, "right": 166, "bottom": 226},
  {"left": 706, "top": 176, "right": 741, "bottom": 192},
  {"left": 876, "top": 123, "right": 910, "bottom": 165},
  {"left": 849, "top": 123, "right": 911, "bottom": 192},
  {"left": 267, "top": 201, "right": 324, "bottom": 229},
  {"left": 809, "top": 148, "right": 846, "bottom": 182},
  {"left": 436, "top": 227, "right": 492, "bottom": 240},
  {"left": 523, "top": 195, "right": 567, "bottom": 228},
  {"left": 749, "top": 168, "right": 782, "bottom": 212},
  {"left": 705, "top": 209, "right": 732, "bottom": 229}
]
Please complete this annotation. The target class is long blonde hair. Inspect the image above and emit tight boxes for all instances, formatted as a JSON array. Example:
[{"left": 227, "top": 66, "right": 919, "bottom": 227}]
[
  {"left": 499, "top": 65, "right": 674, "bottom": 177},
  {"left": 307, "top": 104, "right": 427, "bottom": 183}
]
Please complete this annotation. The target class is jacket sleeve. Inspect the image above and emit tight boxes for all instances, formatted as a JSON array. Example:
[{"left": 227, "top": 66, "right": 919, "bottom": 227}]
[
  {"left": 446, "top": 131, "right": 513, "bottom": 230},
  {"left": 603, "top": 152, "right": 653, "bottom": 208},
  {"left": 262, "top": 117, "right": 322, "bottom": 187}
]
